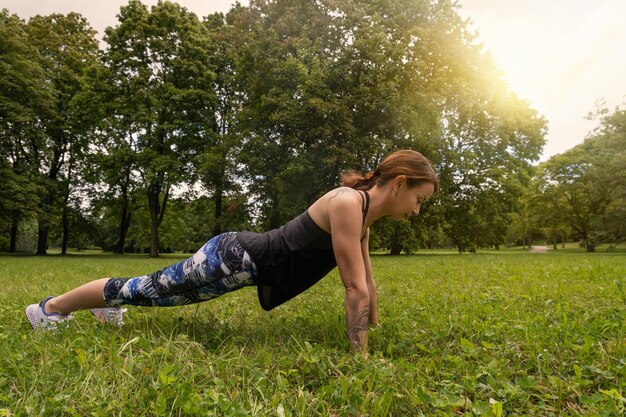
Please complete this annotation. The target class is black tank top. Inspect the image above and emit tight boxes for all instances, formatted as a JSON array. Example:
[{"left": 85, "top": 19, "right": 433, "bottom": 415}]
[{"left": 237, "top": 190, "right": 370, "bottom": 310}]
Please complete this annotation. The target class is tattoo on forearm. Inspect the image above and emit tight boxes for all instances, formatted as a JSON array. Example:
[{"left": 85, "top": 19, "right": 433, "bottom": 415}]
[{"left": 348, "top": 307, "right": 369, "bottom": 351}]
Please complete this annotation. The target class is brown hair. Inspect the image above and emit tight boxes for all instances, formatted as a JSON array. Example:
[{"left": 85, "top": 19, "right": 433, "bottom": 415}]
[{"left": 341, "top": 150, "right": 439, "bottom": 192}]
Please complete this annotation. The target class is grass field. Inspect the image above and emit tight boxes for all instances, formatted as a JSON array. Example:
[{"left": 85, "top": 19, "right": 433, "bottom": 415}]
[{"left": 1, "top": 249, "right": 625, "bottom": 416}]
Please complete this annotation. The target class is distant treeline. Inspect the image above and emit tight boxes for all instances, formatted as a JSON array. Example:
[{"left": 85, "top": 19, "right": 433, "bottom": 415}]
[{"left": 0, "top": 0, "right": 623, "bottom": 256}]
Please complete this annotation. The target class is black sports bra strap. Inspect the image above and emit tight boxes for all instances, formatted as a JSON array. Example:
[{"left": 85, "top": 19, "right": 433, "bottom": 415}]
[{"left": 361, "top": 191, "right": 370, "bottom": 227}]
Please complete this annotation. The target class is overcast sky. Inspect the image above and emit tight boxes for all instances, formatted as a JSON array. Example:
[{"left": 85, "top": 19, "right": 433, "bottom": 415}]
[{"left": 4, "top": 0, "right": 625, "bottom": 161}]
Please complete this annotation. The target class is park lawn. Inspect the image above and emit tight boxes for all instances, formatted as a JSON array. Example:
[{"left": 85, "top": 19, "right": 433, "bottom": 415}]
[{"left": 0, "top": 250, "right": 625, "bottom": 416}]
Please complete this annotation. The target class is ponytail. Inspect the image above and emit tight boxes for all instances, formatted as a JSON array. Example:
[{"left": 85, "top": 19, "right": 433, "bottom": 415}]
[
  {"left": 340, "top": 170, "right": 379, "bottom": 191},
  {"left": 340, "top": 150, "right": 438, "bottom": 192}
]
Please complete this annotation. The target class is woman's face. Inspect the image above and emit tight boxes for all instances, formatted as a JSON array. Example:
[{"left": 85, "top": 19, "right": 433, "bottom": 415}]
[{"left": 392, "top": 180, "right": 436, "bottom": 220}]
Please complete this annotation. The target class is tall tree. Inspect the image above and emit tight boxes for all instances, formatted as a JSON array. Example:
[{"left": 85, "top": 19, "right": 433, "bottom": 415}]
[
  {"left": 235, "top": 0, "right": 546, "bottom": 254},
  {"left": 199, "top": 8, "right": 250, "bottom": 237},
  {"left": 532, "top": 105, "right": 626, "bottom": 251},
  {"left": 236, "top": 0, "right": 340, "bottom": 228},
  {"left": 102, "top": 0, "right": 216, "bottom": 257},
  {"left": 25, "top": 12, "right": 99, "bottom": 255},
  {"left": 72, "top": 51, "right": 143, "bottom": 255},
  {"left": 236, "top": 0, "right": 433, "bottom": 228},
  {"left": 588, "top": 105, "right": 626, "bottom": 245},
  {"left": 423, "top": 1, "right": 546, "bottom": 251},
  {"left": 534, "top": 150, "right": 604, "bottom": 251},
  {"left": 0, "top": 10, "right": 52, "bottom": 251}
]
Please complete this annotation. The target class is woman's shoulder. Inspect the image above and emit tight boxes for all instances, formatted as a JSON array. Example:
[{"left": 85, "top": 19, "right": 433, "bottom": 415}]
[
  {"left": 324, "top": 187, "right": 362, "bottom": 201},
  {"left": 322, "top": 187, "right": 364, "bottom": 215},
  {"left": 308, "top": 187, "right": 363, "bottom": 233}
]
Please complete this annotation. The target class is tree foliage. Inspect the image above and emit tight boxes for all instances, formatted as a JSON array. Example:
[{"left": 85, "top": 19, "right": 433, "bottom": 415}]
[
  {"left": 528, "top": 105, "right": 626, "bottom": 251},
  {"left": 0, "top": 11, "right": 99, "bottom": 255},
  {"left": 99, "top": 0, "right": 216, "bottom": 257},
  {"left": 0, "top": 10, "right": 52, "bottom": 251}
]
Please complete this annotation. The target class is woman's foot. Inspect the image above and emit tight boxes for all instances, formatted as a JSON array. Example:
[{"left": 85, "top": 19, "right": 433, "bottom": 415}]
[{"left": 25, "top": 297, "right": 73, "bottom": 331}]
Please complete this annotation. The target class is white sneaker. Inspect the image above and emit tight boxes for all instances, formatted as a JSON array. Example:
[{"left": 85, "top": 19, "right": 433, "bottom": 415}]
[
  {"left": 90, "top": 307, "right": 126, "bottom": 327},
  {"left": 25, "top": 297, "right": 72, "bottom": 331}
]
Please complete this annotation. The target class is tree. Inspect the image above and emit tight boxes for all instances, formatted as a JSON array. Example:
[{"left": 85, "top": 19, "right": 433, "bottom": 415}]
[
  {"left": 534, "top": 150, "right": 604, "bottom": 251},
  {"left": 24, "top": 12, "right": 100, "bottom": 255},
  {"left": 102, "top": 0, "right": 216, "bottom": 257},
  {"left": 234, "top": 0, "right": 546, "bottom": 254},
  {"left": 87, "top": 135, "right": 142, "bottom": 254},
  {"left": 426, "top": 2, "right": 546, "bottom": 251},
  {"left": 199, "top": 8, "right": 251, "bottom": 237},
  {"left": 0, "top": 10, "right": 52, "bottom": 252},
  {"left": 236, "top": 0, "right": 439, "bottom": 229},
  {"left": 531, "top": 104, "right": 626, "bottom": 251},
  {"left": 589, "top": 105, "right": 626, "bottom": 245},
  {"left": 71, "top": 51, "right": 144, "bottom": 255},
  {"left": 235, "top": 0, "right": 347, "bottom": 228}
]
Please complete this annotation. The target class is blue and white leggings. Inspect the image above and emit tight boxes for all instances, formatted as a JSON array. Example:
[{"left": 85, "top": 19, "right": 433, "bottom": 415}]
[{"left": 103, "top": 233, "right": 257, "bottom": 307}]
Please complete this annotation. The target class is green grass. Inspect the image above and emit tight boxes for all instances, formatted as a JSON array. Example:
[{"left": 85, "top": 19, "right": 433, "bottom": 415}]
[{"left": 1, "top": 250, "right": 625, "bottom": 416}]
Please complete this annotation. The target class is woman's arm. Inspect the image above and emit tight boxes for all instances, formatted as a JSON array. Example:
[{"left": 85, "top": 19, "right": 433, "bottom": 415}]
[
  {"left": 328, "top": 189, "right": 370, "bottom": 355},
  {"left": 361, "top": 228, "right": 379, "bottom": 326}
]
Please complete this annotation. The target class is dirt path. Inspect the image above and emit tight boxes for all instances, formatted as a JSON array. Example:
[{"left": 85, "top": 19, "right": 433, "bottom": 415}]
[{"left": 529, "top": 245, "right": 550, "bottom": 253}]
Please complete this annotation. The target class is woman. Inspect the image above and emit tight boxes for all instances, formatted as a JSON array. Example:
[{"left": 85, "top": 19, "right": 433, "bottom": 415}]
[{"left": 25, "top": 150, "right": 438, "bottom": 354}]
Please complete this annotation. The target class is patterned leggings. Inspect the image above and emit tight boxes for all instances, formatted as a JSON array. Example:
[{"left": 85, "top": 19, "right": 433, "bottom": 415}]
[{"left": 103, "top": 233, "right": 257, "bottom": 307}]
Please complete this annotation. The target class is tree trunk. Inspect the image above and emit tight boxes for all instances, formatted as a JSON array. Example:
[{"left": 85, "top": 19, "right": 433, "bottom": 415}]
[
  {"left": 269, "top": 195, "right": 281, "bottom": 230},
  {"left": 114, "top": 169, "right": 133, "bottom": 254},
  {"left": 213, "top": 184, "right": 223, "bottom": 237},
  {"left": 61, "top": 203, "right": 69, "bottom": 255},
  {"left": 213, "top": 163, "right": 226, "bottom": 237},
  {"left": 36, "top": 181, "right": 56, "bottom": 256},
  {"left": 148, "top": 183, "right": 161, "bottom": 258},
  {"left": 389, "top": 239, "right": 402, "bottom": 256},
  {"left": 36, "top": 222, "right": 48, "bottom": 256},
  {"left": 61, "top": 159, "right": 74, "bottom": 255},
  {"left": 114, "top": 189, "right": 131, "bottom": 254},
  {"left": 9, "top": 212, "right": 18, "bottom": 253},
  {"left": 114, "top": 208, "right": 131, "bottom": 254},
  {"left": 150, "top": 211, "right": 159, "bottom": 258},
  {"left": 37, "top": 142, "right": 64, "bottom": 256},
  {"left": 148, "top": 182, "right": 170, "bottom": 258},
  {"left": 213, "top": 115, "right": 229, "bottom": 238},
  {"left": 389, "top": 225, "right": 402, "bottom": 255}
]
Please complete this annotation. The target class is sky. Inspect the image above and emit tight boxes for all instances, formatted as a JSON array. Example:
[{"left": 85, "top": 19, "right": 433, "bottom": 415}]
[
  {"left": 456, "top": 0, "right": 626, "bottom": 160},
  {"left": 3, "top": 0, "right": 625, "bottom": 161}
]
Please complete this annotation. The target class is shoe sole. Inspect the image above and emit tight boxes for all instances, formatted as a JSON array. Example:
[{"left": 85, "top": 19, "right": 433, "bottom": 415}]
[
  {"left": 90, "top": 308, "right": 124, "bottom": 326},
  {"left": 25, "top": 304, "right": 38, "bottom": 330}
]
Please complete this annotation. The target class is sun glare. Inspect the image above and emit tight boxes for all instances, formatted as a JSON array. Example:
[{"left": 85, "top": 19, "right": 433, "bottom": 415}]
[{"left": 458, "top": 0, "right": 626, "bottom": 159}]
